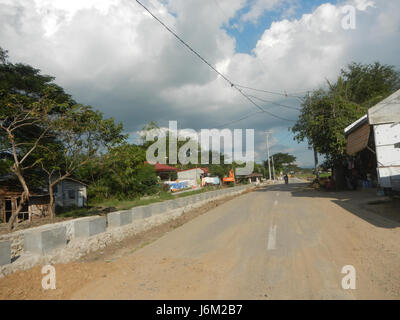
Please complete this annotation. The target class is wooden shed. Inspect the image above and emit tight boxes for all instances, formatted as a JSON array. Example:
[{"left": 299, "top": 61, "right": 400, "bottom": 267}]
[{"left": 0, "top": 185, "right": 50, "bottom": 223}]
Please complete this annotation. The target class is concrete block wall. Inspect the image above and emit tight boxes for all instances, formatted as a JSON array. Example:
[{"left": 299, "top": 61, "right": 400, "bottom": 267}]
[
  {"left": 24, "top": 225, "right": 67, "bottom": 255},
  {"left": 0, "top": 241, "right": 11, "bottom": 266},
  {"left": 131, "top": 206, "right": 152, "bottom": 220},
  {"left": 0, "top": 184, "right": 253, "bottom": 273},
  {"left": 74, "top": 216, "right": 106, "bottom": 238},
  {"left": 108, "top": 210, "right": 132, "bottom": 228}
]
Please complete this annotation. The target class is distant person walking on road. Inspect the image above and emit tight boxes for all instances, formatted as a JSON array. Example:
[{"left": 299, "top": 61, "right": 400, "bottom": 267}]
[{"left": 284, "top": 174, "right": 289, "bottom": 184}]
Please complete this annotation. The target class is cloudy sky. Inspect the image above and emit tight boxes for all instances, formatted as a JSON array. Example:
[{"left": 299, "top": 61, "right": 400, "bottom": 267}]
[{"left": 1, "top": 0, "right": 399, "bottom": 167}]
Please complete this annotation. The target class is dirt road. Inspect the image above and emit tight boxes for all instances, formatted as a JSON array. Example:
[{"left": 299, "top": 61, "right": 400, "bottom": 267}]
[{"left": 1, "top": 182, "right": 399, "bottom": 299}]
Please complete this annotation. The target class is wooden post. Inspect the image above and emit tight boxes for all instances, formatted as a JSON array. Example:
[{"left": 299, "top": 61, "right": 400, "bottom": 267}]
[
  {"left": 11, "top": 197, "right": 17, "bottom": 224},
  {"left": 28, "top": 205, "right": 32, "bottom": 223}
]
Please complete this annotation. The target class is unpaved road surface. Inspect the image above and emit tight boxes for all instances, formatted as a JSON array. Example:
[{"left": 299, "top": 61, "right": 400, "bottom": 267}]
[{"left": 1, "top": 182, "right": 399, "bottom": 299}]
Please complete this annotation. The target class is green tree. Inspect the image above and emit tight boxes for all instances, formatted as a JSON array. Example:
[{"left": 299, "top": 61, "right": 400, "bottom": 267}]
[
  {"left": 0, "top": 47, "right": 75, "bottom": 229},
  {"left": 292, "top": 82, "right": 366, "bottom": 187},
  {"left": 96, "top": 144, "right": 156, "bottom": 200},
  {"left": 341, "top": 62, "right": 400, "bottom": 107},
  {"left": 268, "top": 153, "right": 297, "bottom": 174},
  {"left": 0, "top": 47, "right": 8, "bottom": 64},
  {"left": 0, "top": 47, "right": 124, "bottom": 227},
  {"left": 40, "top": 104, "right": 125, "bottom": 217}
]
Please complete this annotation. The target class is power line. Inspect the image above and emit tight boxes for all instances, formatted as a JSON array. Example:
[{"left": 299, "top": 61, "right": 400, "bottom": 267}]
[
  {"left": 134, "top": 0, "right": 295, "bottom": 122},
  {"left": 234, "top": 83, "right": 306, "bottom": 99},
  {"left": 247, "top": 94, "right": 302, "bottom": 111},
  {"left": 216, "top": 111, "right": 262, "bottom": 128}
]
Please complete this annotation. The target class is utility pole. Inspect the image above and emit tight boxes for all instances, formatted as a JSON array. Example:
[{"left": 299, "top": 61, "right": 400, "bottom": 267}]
[
  {"left": 314, "top": 147, "right": 319, "bottom": 180},
  {"left": 271, "top": 155, "right": 276, "bottom": 180},
  {"left": 266, "top": 132, "right": 272, "bottom": 181}
]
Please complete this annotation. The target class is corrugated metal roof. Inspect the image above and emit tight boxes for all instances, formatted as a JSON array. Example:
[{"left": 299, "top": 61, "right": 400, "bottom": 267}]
[
  {"left": 344, "top": 115, "right": 368, "bottom": 136},
  {"left": 368, "top": 89, "right": 400, "bottom": 125}
]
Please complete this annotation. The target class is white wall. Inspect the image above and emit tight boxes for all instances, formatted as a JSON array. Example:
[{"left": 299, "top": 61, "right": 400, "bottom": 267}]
[{"left": 374, "top": 123, "right": 400, "bottom": 190}]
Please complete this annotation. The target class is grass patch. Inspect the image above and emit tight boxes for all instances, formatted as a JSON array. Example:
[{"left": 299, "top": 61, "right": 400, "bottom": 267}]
[{"left": 57, "top": 185, "right": 224, "bottom": 219}]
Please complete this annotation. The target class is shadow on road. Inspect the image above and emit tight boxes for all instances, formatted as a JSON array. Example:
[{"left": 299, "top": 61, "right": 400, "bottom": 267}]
[{"left": 255, "top": 182, "right": 400, "bottom": 229}]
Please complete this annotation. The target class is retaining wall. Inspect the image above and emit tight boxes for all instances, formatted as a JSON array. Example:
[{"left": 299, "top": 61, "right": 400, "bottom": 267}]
[{"left": 0, "top": 185, "right": 253, "bottom": 276}]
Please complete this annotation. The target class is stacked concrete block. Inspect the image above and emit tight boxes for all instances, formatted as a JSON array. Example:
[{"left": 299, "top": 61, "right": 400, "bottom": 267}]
[
  {"left": 73, "top": 216, "right": 106, "bottom": 238},
  {"left": 168, "top": 199, "right": 180, "bottom": 209},
  {"left": 107, "top": 210, "right": 132, "bottom": 228},
  {"left": 186, "top": 195, "right": 197, "bottom": 204},
  {"left": 131, "top": 206, "right": 152, "bottom": 220},
  {"left": 0, "top": 240, "right": 11, "bottom": 266},
  {"left": 185, "top": 195, "right": 194, "bottom": 203},
  {"left": 149, "top": 202, "right": 170, "bottom": 215},
  {"left": 176, "top": 197, "right": 188, "bottom": 208},
  {"left": 24, "top": 225, "right": 67, "bottom": 255}
]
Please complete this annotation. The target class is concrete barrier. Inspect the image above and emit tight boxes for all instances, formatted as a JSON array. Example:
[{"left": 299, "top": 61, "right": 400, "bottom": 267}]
[
  {"left": 168, "top": 199, "right": 180, "bottom": 209},
  {"left": 24, "top": 225, "right": 67, "bottom": 254},
  {"left": 0, "top": 240, "right": 11, "bottom": 266},
  {"left": 107, "top": 210, "right": 132, "bottom": 228},
  {"left": 186, "top": 195, "right": 198, "bottom": 204},
  {"left": 73, "top": 216, "right": 106, "bottom": 238},
  {"left": 176, "top": 197, "right": 188, "bottom": 207},
  {"left": 149, "top": 202, "right": 170, "bottom": 215},
  {"left": 131, "top": 206, "right": 152, "bottom": 220}
]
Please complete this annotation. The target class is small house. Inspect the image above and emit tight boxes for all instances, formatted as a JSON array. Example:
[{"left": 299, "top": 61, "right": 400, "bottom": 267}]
[
  {"left": 177, "top": 168, "right": 207, "bottom": 188},
  {"left": 344, "top": 89, "right": 400, "bottom": 192},
  {"left": 0, "top": 183, "right": 50, "bottom": 223},
  {"left": 0, "top": 176, "right": 87, "bottom": 223},
  {"left": 146, "top": 162, "right": 178, "bottom": 181},
  {"left": 53, "top": 179, "right": 87, "bottom": 208}
]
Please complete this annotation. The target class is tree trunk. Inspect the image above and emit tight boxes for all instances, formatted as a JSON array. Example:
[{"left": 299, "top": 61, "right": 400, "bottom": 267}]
[
  {"left": 7, "top": 193, "right": 28, "bottom": 231},
  {"left": 8, "top": 168, "right": 30, "bottom": 231},
  {"left": 314, "top": 149, "right": 319, "bottom": 180},
  {"left": 49, "top": 183, "right": 55, "bottom": 222},
  {"left": 333, "top": 161, "right": 346, "bottom": 190}
]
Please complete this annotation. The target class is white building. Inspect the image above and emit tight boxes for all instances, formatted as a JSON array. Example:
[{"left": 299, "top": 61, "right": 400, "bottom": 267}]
[
  {"left": 345, "top": 89, "right": 400, "bottom": 191},
  {"left": 177, "top": 168, "right": 207, "bottom": 188},
  {"left": 53, "top": 179, "right": 87, "bottom": 208}
]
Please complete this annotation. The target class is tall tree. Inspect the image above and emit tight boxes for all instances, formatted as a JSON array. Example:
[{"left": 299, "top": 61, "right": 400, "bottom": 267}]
[
  {"left": 267, "top": 153, "right": 297, "bottom": 174},
  {"left": 40, "top": 104, "right": 125, "bottom": 218},
  {"left": 292, "top": 82, "right": 366, "bottom": 187},
  {"left": 0, "top": 47, "right": 74, "bottom": 230},
  {"left": 0, "top": 47, "right": 124, "bottom": 227},
  {"left": 341, "top": 62, "right": 400, "bottom": 107}
]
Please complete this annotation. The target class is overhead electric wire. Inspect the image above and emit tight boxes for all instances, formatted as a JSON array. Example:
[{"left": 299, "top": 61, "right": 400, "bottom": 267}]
[
  {"left": 247, "top": 94, "right": 302, "bottom": 111},
  {"left": 234, "top": 84, "right": 306, "bottom": 99},
  {"left": 134, "top": 0, "right": 296, "bottom": 123},
  {"left": 216, "top": 111, "right": 263, "bottom": 128}
]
